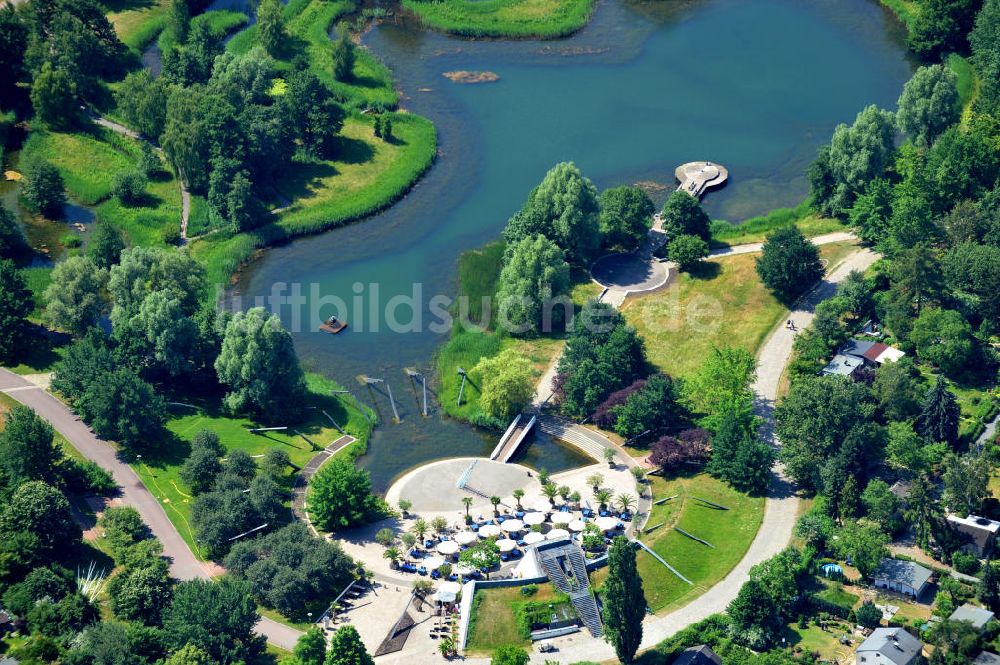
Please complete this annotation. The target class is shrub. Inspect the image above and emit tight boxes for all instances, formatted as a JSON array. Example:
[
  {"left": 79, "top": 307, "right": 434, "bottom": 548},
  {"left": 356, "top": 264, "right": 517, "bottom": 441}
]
[
  {"left": 112, "top": 170, "right": 148, "bottom": 206},
  {"left": 64, "top": 459, "right": 116, "bottom": 495},
  {"left": 60, "top": 233, "right": 82, "bottom": 248},
  {"left": 667, "top": 234, "right": 709, "bottom": 270},
  {"left": 952, "top": 550, "right": 981, "bottom": 575}
]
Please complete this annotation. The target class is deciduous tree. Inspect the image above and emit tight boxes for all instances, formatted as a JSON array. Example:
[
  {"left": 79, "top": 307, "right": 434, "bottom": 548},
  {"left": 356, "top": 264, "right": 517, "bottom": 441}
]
[
  {"left": 897, "top": 64, "right": 960, "bottom": 147},
  {"left": 308, "top": 457, "right": 381, "bottom": 531},
  {"left": 472, "top": 348, "right": 534, "bottom": 422},
  {"left": 327, "top": 625, "right": 373, "bottom": 665},
  {"left": 660, "top": 190, "right": 710, "bottom": 241},
  {"left": 21, "top": 156, "right": 66, "bottom": 218},
  {"left": 0, "top": 260, "right": 33, "bottom": 361},
  {"left": 44, "top": 256, "right": 107, "bottom": 334},
  {"left": 755, "top": 226, "right": 823, "bottom": 303},
  {"left": 495, "top": 233, "right": 570, "bottom": 336},
  {"left": 214, "top": 307, "right": 306, "bottom": 421},
  {"left": 598, "top": 185, "right": 654, "bottom": 250}
]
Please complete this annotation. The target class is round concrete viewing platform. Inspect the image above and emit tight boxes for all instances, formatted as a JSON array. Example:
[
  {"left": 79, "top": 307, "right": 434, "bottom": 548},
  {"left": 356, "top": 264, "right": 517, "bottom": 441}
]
[{"left": 675, "top": 161, "right": 728, "bottom": 198}]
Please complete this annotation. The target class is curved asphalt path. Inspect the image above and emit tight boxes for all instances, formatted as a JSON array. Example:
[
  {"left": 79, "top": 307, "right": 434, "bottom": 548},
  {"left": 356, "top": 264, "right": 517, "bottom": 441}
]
[{"left": 0, "top": 370, "right": 302, "bottom": 651}]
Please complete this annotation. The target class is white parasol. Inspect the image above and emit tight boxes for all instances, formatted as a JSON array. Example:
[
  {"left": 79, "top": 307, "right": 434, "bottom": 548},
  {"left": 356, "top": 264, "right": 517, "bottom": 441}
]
[
  {"left": 523, "top": 512, "right": 546, "bottom": 526},
  {"left": 454, "top": 531, "right": 478, "bottom": 546},
  {"left": 433, "top": 581, "right": 462, "bottom": 603},
  {"left": 523, "top": 531, "right": 545, "bottom": 545},
  {"left": 422, "top": 556, "right": 446, "bottom": 570},
  {"left": 436, "top": 540, "right": 460, "bottom": 555},
  {"left": 546, "top": 528, "right": 570, "bottom": 540},
  {"left": 568, "top": 519, "right": 586, "bottom": 532},
  {"left": 478, "top": 524, "right": 502, "bottom": 538},
  {"left": 496, "top": 538, "right": 517, "bottom": 552},
  {"left": 531, "top": 499, "right": 553, "bottom": 513},
  {"left": 500, "top": 519, "right": 524, "bottom": 533},
  {"left": 595, "top": 516, "right": 619, "bottom": 532},
  {"left": 550, "top": 512, "right": 574, "bottom": 525}
]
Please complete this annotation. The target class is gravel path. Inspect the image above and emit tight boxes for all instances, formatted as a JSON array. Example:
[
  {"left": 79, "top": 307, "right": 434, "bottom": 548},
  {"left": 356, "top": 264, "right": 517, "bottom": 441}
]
[{"left": 0, "top": 369, "right": 301, "bottom": 650}]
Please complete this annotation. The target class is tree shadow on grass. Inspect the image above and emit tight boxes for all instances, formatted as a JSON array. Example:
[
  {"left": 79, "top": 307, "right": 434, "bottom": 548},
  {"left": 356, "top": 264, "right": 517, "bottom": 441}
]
[
  {"left": 267, "top": 161, "right": 338, "bottom": 207},
  {"left": 345, "top": 73, "right": 387, "bottom": 92},
  {"left": 100, "top": 0, "right": 156, "bottom": 12},
  {"left": 59, "top": 538, "right": 115, "bottom": 573},
  {"left": 687, "top": 260, "right": 721, "bottom": 280},
  {"left": 383, "top": 133, "right": 409, "bottom": 148},
  {"left": 334, "top": 135, "right": 376, "bottom": 165}
]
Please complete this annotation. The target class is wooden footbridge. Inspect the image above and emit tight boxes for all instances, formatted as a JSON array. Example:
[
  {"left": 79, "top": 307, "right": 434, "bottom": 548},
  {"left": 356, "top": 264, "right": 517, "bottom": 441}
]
[
  {"left": 675, "top": 161, "right": 728, "bottom": 198},
  {"left": 489, "top": 413, "right": 537, "bottom": 463}
]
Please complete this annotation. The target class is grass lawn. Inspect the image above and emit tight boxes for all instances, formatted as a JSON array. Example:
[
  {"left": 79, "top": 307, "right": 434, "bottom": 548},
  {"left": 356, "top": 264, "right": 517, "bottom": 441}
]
[
  {"left": 22, "top": 267, "right": 53, "bottom": 319},
  {"left": 622, "top": 252, "right": 786, "bottom": 378},
  {"left": 709, "top": 202, "right": 846, "bottom": 248},
  {"left": 783, "top": 621, "right": 857, "bottom": 662},
  {"left": 401, "top": 0, "right": 595, "bottom": 38},
  {"left": 158, "top": 9, "right": 248, "bottom": 53},
  {"left": 190, "top": 113, "right": 436, "bottom": 286},
  {"left": 624, "top": 240, "right": 859, "bottom": 379},
  {"left": 814, "top": 578, "right": 860, "bottom": 609},
  {"left": 106, "top": 0, "right": 172, "bottom": 50},
  {"left": 948, "top": 53, "right": 980, "bottom": 114},
  {"left": 592, "top": 472, "right": 764, "bottom": 613},
  {"left": 21, "top": 128, "right": 182, "bottom": 247},
  {"left": 6, "top": 328, "right": 72, "bottom": 375},
  {"left": 132, "top": 373, "right": 372, "bottom": 559},
  {"left": 465, "top": 583, "right": 564, "bottom": 653}
]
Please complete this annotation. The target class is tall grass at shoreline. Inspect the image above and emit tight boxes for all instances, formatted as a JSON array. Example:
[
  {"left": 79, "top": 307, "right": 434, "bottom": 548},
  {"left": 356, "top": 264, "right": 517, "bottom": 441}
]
[
  {"left": 401, "top": 0, "right": 595, "bottom": 38},
  {"left": 709, "top": 201, "right": 845, "bottom": 247}
]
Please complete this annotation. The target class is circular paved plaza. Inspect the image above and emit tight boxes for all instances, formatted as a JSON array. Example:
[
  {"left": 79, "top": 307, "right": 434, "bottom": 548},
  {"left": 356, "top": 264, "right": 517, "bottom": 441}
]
[
  {"left": 591, "top": 253, "right": 667, "bottom": 291},
  {"left": 385, "top": 457, "right": 542, "bottom": 514}
]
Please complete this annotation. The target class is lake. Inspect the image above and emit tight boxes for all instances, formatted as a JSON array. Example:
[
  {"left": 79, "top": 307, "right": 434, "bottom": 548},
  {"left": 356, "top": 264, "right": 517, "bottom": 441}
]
[{"left": 233, "top": 0, "right": 913, "bottom": 490}]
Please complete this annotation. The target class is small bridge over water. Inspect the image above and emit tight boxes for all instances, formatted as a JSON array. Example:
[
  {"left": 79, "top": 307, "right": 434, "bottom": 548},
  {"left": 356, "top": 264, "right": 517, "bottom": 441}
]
[{"left": 489, "top": 413, "right": 537, "bottom": 463}]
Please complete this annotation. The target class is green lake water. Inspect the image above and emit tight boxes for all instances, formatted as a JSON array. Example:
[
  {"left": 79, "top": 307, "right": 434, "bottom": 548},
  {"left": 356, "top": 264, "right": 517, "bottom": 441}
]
[{"left": 233, "top": 0, "right": 913, "bottom": 490}]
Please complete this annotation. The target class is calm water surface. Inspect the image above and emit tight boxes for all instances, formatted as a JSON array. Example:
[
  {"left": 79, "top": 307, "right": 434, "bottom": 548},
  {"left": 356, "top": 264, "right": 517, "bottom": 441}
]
[{"left": 235, "top": 0, "right": 913, "bottom": 490}]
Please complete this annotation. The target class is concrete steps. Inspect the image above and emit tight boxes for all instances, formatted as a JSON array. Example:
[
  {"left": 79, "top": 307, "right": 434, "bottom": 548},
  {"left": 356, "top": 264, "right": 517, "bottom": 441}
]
[{"left": 539, "top": 416, "right": 608, "bottom": 461}]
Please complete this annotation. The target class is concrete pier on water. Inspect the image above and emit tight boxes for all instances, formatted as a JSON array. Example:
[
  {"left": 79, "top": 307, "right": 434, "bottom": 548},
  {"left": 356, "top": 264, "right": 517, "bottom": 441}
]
[{"left": 675, "top": 161, "right": 729, "bottom": 198}]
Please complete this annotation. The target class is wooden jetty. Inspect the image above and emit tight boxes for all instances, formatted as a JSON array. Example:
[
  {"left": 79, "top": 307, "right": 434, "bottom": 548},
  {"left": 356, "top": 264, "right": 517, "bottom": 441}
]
[
  {"left": 489, "top": 413, "right": 537, "bottom": 463},
  {"left": 319, "top": 316, "right": 348, "bottom": 334},
  {"left": 674, "top": 161, "right": 728, "bottom": 199}
]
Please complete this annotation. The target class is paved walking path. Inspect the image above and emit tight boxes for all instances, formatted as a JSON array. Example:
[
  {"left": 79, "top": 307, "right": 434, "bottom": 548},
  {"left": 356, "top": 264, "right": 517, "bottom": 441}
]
[
  {"left": 708, "top": 231, "right": 856, "bottom": 258},
  {"left": 979, "top": 414, "right": 999, "bottom": 449},
  {"left": 292, "top": 434, "right": 357, "bottom": 535},
  {"left": 0, "top": 369, "right": 301, "bottom": 650}
]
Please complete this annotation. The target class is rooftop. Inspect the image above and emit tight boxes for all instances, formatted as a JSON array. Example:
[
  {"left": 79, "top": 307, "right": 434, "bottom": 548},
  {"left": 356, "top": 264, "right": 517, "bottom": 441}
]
[
  {"left": 974, "top": 652, "right": 1000, "bottom": 665},
  {"left": 947, "top": 514, "right": 1000, "bottom": 534},
  {"left": 873, "top": 558, "right": 933, "bottom": 591},
  {"left": 949, "top": 603, "right": 995, "bottom": 629},
  {"left": 673, "top": 644, "right": 723, "bottom": 665},
  {"left": 856, "top": 627, "right": 923, "bottom": 665},
  {"left": 822, "top": 354, "right": 864, "bottom": 376}
]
